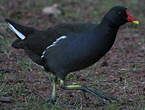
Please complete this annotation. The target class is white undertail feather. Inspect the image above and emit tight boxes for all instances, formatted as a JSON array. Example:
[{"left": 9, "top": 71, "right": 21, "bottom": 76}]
[{"left": 8, "top": 23, "right": 26, "bottom": 40}]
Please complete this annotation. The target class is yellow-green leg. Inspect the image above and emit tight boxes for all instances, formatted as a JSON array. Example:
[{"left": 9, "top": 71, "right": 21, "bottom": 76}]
[
  {"left": 60, "top": 80, "right": 82, "bottom": 90},
  {"left": 50, "top": 76, "right": 57, "bottom": 102},
  {"left": 46, "top": 75, "right": 57, "bottom": 104},
  {"left": 59, "top": 79, "right": 118, "bottom": 101}
]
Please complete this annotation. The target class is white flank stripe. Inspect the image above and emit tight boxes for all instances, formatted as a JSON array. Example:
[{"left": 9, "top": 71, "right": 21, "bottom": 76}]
[
  {"left": 46, "top": 36, "right": 67, "bottom": 49},
  {"left": 41, "top": 35, "right": 67, "bottom": 58},
  {"left": 8, "top": 23, "right": 26, "bottom": 40}
]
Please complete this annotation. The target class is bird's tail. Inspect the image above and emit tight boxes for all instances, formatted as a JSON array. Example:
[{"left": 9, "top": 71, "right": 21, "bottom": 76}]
[
  {"left": 5, "top": 19, "right": 35, "bottom": 49},
  {"left": 5, "top": 19, "right": 34, "bottom": 40}
]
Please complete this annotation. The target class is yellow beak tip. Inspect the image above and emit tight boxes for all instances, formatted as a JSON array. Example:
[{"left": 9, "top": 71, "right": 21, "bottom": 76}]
[{"left": 132, "top": 21, "right": 139, "bottom": 24}]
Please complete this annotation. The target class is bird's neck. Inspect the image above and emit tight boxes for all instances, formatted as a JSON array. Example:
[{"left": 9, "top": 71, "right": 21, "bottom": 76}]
[
  {"left": 95, "top": 20, "right": 120, "bottom": 54},
  {"left": 99, "top": 20, "right": 119, "bottom": 39},
  {"left": 100, "top": 18, "right": 120, "bottom": 30}
]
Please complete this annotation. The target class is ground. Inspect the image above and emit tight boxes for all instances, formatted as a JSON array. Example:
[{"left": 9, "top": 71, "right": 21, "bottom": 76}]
[{"left": 0, "top": 0, "right": 145, "bottom": 110}]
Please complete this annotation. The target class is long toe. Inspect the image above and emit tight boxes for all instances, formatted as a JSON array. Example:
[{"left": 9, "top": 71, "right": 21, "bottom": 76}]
[{"left": 82, "top": 86, "right": 119, "bottom": 102}]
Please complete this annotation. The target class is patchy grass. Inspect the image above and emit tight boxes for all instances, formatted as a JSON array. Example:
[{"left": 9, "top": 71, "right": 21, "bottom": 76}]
[{"left": 0, "top": 0, "right": 145, "bottom": 110}]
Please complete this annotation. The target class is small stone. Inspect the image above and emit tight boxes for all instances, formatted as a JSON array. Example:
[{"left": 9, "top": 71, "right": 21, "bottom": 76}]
[{"left": 42, "top": 4, "right": 61, "bottom": 17}]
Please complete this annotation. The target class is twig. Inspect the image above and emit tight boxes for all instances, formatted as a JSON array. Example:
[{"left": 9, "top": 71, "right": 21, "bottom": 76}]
[{"left": 0, "top": 97, "right": 15, "bottom": 103}]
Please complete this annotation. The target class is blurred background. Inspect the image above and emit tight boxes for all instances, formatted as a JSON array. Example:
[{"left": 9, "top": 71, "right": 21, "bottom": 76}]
[{"left": 0, "top": 0, "right": 145, "bottom": 110}]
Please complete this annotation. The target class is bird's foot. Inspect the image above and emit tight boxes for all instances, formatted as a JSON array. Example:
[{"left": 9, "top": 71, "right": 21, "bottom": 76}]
[{"left": 81, "top": 86, "right": 119, "bottom": 102}]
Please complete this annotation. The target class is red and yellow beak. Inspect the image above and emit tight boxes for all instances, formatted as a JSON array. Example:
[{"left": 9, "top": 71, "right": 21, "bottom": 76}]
[{"left": 126, "top": 11, "right": 139, "bottom": 24}]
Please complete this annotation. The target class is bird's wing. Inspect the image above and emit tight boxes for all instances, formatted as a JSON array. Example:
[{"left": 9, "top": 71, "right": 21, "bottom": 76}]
[
  {"left": 25, "top": 23, "right": 97, "bottom": 55},
  {"left": 41, "top": 31, "right": 98, "bottom": 73},
  {"left": 44, "top": 23, "right": 97, "bottom": 44}
]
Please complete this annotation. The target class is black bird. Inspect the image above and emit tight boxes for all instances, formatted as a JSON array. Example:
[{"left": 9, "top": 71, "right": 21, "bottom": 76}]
[{"left": 5, "top": 6, "right": 139, "bottom": 103}]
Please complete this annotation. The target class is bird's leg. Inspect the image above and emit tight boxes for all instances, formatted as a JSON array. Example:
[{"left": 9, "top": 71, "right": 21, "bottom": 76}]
[
  {"left": 60, "top": 80, "right": 82, "bottom": 90},
  {"left": 47, "top": 75, "right": 57, "bottom": 104},
  {"left": 59, "top": 79, "right": 118, "bottom": 102},
  {"left": 51, "top": 76, "right": 57, "bottom": 102}
]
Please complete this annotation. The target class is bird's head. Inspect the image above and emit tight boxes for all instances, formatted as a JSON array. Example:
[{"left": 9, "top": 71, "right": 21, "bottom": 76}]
[{"left": 102, "top": 6, "right": 139, "bottom": 27}]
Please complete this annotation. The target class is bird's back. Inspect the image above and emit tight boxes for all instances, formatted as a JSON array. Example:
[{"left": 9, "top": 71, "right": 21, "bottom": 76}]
[{"left": 25, "top": 23, "right": 98, "bottom": 55}]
